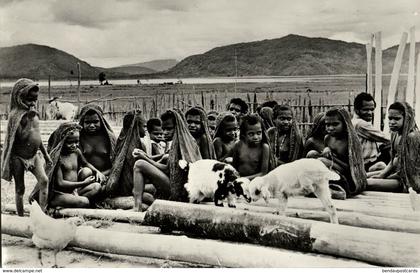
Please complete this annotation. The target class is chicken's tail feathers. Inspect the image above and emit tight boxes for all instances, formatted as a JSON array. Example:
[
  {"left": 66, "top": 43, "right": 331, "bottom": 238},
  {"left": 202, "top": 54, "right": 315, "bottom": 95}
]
[{"left": 178, "top": 160, "right": 189, "bottom": 171}]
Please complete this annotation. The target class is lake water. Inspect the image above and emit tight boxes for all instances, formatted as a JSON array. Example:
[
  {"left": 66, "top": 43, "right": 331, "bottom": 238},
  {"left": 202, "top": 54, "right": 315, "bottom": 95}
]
[{"left": 0, "top": 75, "right": 365, "bottom": 88}]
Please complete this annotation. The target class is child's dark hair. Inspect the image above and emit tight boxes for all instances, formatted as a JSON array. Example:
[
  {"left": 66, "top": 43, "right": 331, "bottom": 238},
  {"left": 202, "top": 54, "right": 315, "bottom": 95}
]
[
  {"left": 388, "top": 102, "right": 406, "bottom": 117},
  {"left": 260, "top": 100, "right": 278, "bottom": 109},
  {"left": 160, "top": 110, "right": 175, "bottom": 123},
  {"left": 354, "top": 92, "right": 376, "bottom": 110},
  {"left": 273, "top": 104, "right": 292, "bottom": 119},
  {"left": 228, "top": 98, "right": 249, "bottom": 114},
  {"left": 240, "top": 114, "right": 262, "bottom": 137},
  {"left": 185, "top": 108, "right": 202, "bottom": 117},
  {"left": 147, "top": 118, "right": 162, "bottom": 132},
  {"left": 325, "top": 108, "right": 346, "bottom": 124}
]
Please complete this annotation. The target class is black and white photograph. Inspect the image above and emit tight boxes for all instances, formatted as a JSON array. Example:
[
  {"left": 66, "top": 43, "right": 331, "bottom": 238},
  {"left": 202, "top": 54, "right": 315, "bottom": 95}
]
[{"left": 1, "top": 0, "right": 420, "bottom": 270}]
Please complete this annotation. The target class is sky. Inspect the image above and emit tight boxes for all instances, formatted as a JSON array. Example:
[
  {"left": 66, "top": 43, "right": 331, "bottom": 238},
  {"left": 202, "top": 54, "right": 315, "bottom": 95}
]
[{"left": 1, "top": 0, "right": 420, "bottom": 68}]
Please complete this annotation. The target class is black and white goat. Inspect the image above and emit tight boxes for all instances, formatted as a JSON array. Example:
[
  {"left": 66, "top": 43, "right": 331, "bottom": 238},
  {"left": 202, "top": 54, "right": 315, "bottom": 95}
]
[{"left": 179, "top": 159, "right": 251, "bottom": 207}]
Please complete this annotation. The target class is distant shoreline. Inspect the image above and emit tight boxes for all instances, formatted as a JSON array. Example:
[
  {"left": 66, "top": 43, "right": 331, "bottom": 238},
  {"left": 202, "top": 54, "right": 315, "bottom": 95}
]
[{"left": 0, "top": 74, "right": 378, "bottom": 87}]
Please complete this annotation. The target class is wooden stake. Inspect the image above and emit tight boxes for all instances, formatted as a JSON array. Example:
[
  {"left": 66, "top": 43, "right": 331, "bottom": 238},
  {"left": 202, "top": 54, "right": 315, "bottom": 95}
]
[
  {"left": 374, "top": 32, "right": 383, "bottom": 130},
  {"left": 384, "top": 32, "right": 408, "bottom": 134},
  {"left": 1, "top": 214, "right": 372, "bottom": 268},
  {"left": 77, "top": 62, "right": 81, "bottom": 109},
  {"left": 144, "top": 200, "right": 420, "bottom": 266},
  {"left": 415, "top": 54, "right": 420, "bottom": 126},
  {"left": 406, "top": 26, "right": 416, "bottom": 106},
  {"left": 366, "top": 41, "right": 373, "bottom": 94}
]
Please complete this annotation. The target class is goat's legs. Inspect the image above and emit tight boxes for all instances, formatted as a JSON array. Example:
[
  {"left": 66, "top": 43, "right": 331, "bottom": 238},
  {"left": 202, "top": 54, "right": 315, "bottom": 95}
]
[
  {"left": 314, "top": 184, "right": 339, "bottom": 224},
  {"left": 276, "top": 192, "right": 288, "bottom": 216}
]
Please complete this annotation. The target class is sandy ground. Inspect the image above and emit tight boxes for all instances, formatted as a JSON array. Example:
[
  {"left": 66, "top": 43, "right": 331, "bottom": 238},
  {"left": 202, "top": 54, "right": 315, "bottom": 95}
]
[
  {"left": 1, "top": 174, "right": 211, "bottom": 268},
  {"left": 2, "top": 234, "right": 210, "bottom": 268}
]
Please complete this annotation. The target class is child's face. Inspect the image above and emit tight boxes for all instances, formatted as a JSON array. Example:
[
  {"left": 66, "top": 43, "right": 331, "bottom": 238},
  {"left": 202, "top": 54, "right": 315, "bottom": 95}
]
[
  {"left": 186, "top": 114, "right": 202, "bottom": 137},
  {"left": 356, "top": 100, "right": 375, "bottom": 122},
  {"left": 244, "top": 123, "right": 263, "bottom": 146},
  {"left": 274, "top": 110, "right": 293, "bottom": 132},
  {"left": 229, "top": 103, "right": 242, "bottom": 117},
  {"left": 83, "top": 113, "right": 101, "bottom": 134},
  {"left": 223, "top": 121, "right": 238, "bottom": 141},
  {"left": 149, "top": 126, "right": 164, "bottom": 142},
  {"left": 388, "top": 109, "right": 404, "bottom": 133},
  {"left": 64, "top": 131, "right": 80, "bottom": 153},
  {"left": 22, "top": 87, "right": 39, "bottom": 108},
  {"left": 325, "top": 115, "right": 345, "bottom": 136},
  {"left": 207, "top": 116, "right": 217, "bottom": 132},
  {"left": 162, "top": 118, "right": 175, "bottom": 141}
]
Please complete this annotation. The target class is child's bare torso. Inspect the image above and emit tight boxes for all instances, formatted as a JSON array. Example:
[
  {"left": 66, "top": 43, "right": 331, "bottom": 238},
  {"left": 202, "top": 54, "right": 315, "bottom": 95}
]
[
  {"left": 80, "top": 134, "right": 110, "bottom": 171},
  {"left": 236, "top": 142, "right": 262, "bottom": 176},
  {"left": 13, "top": 111, "right": 42, "bottom": 158},
  {"left": 326, "top": 135, "right": 348, "bottom": 161},
  {"left": 60, "top": 152, "right": 79, "bottom": 182}
]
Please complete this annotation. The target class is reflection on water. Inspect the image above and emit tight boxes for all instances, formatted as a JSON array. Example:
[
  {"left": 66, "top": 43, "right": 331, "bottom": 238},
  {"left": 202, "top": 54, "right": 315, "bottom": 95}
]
[{"left": 0, "top": 75, "right": 365, "bottom": 87}]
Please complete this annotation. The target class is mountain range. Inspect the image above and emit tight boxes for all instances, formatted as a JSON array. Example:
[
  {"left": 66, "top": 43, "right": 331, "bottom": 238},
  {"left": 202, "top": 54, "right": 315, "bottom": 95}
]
[{"left": 0, "top": 35, "right": 418, "bottom": 79}]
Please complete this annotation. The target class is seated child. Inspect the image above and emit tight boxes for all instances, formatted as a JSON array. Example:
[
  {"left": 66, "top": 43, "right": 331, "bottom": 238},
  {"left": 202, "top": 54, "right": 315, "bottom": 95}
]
[
  {"left": 207, "top": 110, "right": 219, "bottom": 138},
  {"left": 79, "top": 104, "right": 116, "bottom": 177},
  {"left": 318, "top": 108, "right": 367, "bottom": 199},
  {"left": 304, "top": 112, "right": 326, "bottom": 158},
  {"left": 32, "top": 122, "right": 103, "bottom": 208},
  {"left": 1, "top": 79, "right": 52, "bottom": 216},
  {"left": 132, "top": 109, "right": 201, "bottom": 211},
  {"left": 230, "top": 114, "right": 270, "bottom": 180},
  {"left": 213, "top": 112, "right": 238, "bottom": 163},
  {"left": 372, "top": 102, "right": 420, "bottom": 193},
  {"left": 267, "top": 105, "right": 304, "bottom": 166},
  {"left": 185, "top": 107, "right": 216, "bottom": 159},
  {"left": 143, "top": 118, "right": 165, "bottom": 157},
  {"left": 104, "top": 110, "right": 156, "bottom": 208}
]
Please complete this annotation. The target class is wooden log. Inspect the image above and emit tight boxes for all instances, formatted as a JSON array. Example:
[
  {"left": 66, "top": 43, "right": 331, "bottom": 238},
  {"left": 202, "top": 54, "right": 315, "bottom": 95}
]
[
  {"left": 3, "top": 204, "right": 146, "bottom": 223},
  {"left": 220, "top": 202, "right": 420, "bottom": 234},
  {"left": 406, "top": 26, "right": 416, "bottom": 105},
  {"left": 243, "top": 196, "right": 419, "bottom": 221},
  {"left": 367, "top": 178, "right": 401, "bottom": 192},
  {"left": 144, "top": 200, "right": 420, "bottom": 266},
  {"left": 384, "top": 32, "right": 408, "bottom": 134},
  {"left": 0, "top": 214, "right": 371, "bottom": 268},
  {"left": 374, "top": 32, "right": 383, "bottom": 130}
]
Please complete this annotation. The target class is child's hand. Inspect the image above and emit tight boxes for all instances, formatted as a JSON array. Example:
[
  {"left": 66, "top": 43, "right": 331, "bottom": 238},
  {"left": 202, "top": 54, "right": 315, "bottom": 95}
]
[
  {"left": 84, "top": 176, "right": 95, "bottom": 184},
  {"left": 321, "top": 147, "right": 332, "bottom": 158},
  {"left": 371, "top": 173, "right": 385, "bottom": 179},
  {"left": 132, "top": 148, "right": 147, "bottom": 159},
  {"left": 95, "top": 172, "right": 107, "bottom": 183}
]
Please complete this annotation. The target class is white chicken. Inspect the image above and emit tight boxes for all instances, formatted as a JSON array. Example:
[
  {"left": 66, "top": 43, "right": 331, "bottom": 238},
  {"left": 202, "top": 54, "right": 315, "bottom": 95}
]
[
  {"left": 29, "top": 201, "right": 82, "bottom": 267},
  {"left": 408, "top": 187, "right": 420, "bottom": 212}
]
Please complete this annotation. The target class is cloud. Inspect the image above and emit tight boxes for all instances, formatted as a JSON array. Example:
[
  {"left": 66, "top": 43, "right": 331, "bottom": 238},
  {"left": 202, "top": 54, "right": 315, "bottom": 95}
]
[{"left": 1, "top": 0, "right": 420, "bottom": 67}]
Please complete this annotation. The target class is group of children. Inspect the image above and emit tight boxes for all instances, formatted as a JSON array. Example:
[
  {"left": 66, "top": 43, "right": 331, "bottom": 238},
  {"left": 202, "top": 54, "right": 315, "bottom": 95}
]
[{"left": 2, "top": 79, "right": 420, "bottom": 215}]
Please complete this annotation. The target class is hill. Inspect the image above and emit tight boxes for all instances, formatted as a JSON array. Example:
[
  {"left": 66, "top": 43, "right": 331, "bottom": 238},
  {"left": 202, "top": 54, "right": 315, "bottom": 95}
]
[
  {"left": 167, "top": 34, "right": 420, "bottom": 77},
  {"left": 106, "top": 65, "right": 156, "bottom": 75},
  {"left": 123, "top": 59, "right": 178, "bottom": 72},
  {"left": 0, "top": 44, "right": 127, "bottom": 80}
]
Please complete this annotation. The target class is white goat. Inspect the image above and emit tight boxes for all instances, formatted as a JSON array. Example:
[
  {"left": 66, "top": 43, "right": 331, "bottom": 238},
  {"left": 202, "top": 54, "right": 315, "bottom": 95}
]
[
  {"left": 47, "top": 97, "right": 77, "bottom": 120},
  {"left": 179, "top": 159, "right": 251, "bottom": 207},
  {"left": 245, "top": 158, "right": 340, "bottom": 224}
]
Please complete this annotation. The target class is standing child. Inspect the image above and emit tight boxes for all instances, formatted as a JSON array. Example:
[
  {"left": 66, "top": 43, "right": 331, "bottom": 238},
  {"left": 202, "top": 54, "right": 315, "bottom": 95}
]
[
  {"left": 304, "top": 112, "right": 326, "bottom": 158},
  {"left": 372, "top": 102, "right": 420, "bottom": 192},
  {"left": 31, "top": 122, "right": 103, "bottom": 208},
  {"left": 213, "top": 112, "right": 238, "bottom": 163},
  {"left": 319, "top": 108, "right": 367, "bottom": 199},
  {"left": 1, "top": 79, "right": 52, "bottom": 216},
  {"left": 267, "top": 105, "right": 304, "bottom": 166},
  {"left": 230, "top": 114, "right": 270, "bottom": 180}
]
